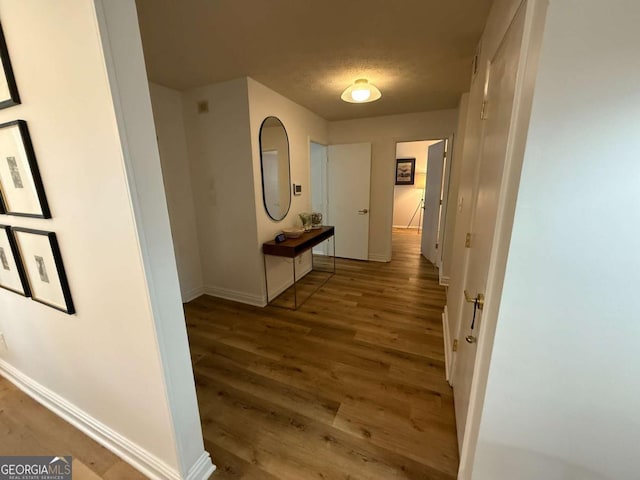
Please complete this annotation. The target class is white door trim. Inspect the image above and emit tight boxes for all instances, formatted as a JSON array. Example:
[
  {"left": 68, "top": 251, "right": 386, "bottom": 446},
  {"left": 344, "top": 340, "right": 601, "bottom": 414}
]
[
  {"left": 443, "top": 306, "right": 452, "bottom": 383},
  {"left": 390, "top": 135, "right": 454, "bottom": 263},
  {"left": 438, "top": 134, "right": 454, "bottom": 273},
  {"left": 94, "top": 1, "right": 215, "bottom": 478},
  {"left": 457, "top": 0, "right": 549, "bottom": 478}
]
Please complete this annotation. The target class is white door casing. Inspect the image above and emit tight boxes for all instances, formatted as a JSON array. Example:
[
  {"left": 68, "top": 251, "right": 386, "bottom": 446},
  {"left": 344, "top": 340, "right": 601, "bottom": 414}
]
[
  {"left": 310, "top": 141, "right": 329, "bottom": 255},
  {"left": 452, "top": 4, "right": 526, "bottom": 448},
  {"left": 327, "top": 143, "right": 372, "bottom": 260},
  {"left": 421, "top": 140, "right": 446, "bottom": 265}
]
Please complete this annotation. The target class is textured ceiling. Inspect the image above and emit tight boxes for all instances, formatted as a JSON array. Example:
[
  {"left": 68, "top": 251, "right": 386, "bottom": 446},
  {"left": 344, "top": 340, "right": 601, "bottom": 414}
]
[{"left": 135, "top": 0, "right": 493, "bottom": 121}]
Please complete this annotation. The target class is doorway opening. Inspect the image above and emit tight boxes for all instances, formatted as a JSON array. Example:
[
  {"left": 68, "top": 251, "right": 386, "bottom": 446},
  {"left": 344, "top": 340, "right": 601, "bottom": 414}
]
[
  {"left": 393, "top": 139, "right": 449, "bottom": 267},
  {"left": 309, "top": 140, "right": 372, "bottom": 261}
]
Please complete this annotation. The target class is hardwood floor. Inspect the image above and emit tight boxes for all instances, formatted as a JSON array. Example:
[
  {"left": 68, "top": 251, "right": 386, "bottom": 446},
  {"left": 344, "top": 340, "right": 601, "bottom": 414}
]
[
  {"left": 189, "top": 228, "right": 458, "bottom": 479},
  {"left": 0, "top": 376, "right": 146, "bottom": 480},
  {"left": 0, "top": 229, "right": 456, "bottom": 480}
]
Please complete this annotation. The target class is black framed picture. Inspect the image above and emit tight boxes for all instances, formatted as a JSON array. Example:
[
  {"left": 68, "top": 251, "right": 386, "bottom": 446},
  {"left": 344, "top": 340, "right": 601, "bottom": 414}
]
[
  {"left": 0, "top": 22, "right": 20, "bottom": 109},
  {"left": 0, "top": 224, "right": 30, "bottom": 296},
  {"left": 12, "top": 228, "right": 74, "bottom": 314},
  {"left": 395, "top": 158, "right": 416, "bottom": 185},
  {"left": 0, "top": 120, "right": 51, "bottom": 218}
]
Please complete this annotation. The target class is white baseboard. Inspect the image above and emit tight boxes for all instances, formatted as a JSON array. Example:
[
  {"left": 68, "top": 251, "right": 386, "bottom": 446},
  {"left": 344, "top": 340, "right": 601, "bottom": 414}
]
[
  {"left": 186, "top": 452, "right": 216, "bottom": 480},
  {"left": 0, "top": 358, "right": 214, "bottom": 480},
  {"left": 368, "top": 253, "right": 391, "bottom": 263},
  {"left": 442, "top": 306, "right": 452, "bottom": 385},
  {"left": 204, "top": 285, "right": 266, "bottom": 307},
  {"left": 392, "top": 225, "right": 420, "bottom": 230},
  {"left": 182, "top": 286, "right": 205, "bottom": 304}
]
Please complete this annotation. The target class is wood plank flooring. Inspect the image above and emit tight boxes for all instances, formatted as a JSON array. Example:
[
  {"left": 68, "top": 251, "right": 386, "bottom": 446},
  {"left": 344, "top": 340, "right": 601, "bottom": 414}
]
[
  {"left": 0, "top": 229, "right": 457, "bottom": 480},
  {"left": 191, "top": 228, "right": 458, "bottom": 479},
  {"left": 0, "top": 376, "right": 146, "bottom": 480}
]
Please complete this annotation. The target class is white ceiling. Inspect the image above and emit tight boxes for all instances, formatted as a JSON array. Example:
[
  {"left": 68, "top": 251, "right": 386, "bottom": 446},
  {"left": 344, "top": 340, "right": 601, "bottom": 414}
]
[{"left": 135, "top": 0, "right": 494, "bottom": 121}]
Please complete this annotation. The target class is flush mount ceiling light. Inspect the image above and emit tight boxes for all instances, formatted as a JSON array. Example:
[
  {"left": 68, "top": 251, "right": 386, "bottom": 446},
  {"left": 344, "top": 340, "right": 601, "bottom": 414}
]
[{"left": 340, "top": 79, "right": 382, "bottom": 103}]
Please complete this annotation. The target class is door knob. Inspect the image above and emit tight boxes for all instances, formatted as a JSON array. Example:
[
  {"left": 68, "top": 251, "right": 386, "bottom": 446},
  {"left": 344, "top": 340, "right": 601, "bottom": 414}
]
[
  {"left": 358, "top": 209, "right": 369, "bottom": 214},
  {"left": 464, "top": 290, "right": 485, "bottom": 310},
  {"left": 465, "top": 335, "right": 477, "bottom": 344}
]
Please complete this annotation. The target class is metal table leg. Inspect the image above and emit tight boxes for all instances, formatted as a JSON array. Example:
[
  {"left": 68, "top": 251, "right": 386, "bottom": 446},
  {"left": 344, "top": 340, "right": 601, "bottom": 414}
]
[
  {"left": 292, "top": 257, "right": 297, "bottom": 309},
  {"left": 263, "top": 254, "right": 269, "bottom": 304}
]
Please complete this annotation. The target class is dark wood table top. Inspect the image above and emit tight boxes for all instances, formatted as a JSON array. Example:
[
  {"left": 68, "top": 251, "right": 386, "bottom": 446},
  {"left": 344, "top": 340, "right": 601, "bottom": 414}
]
[{"left": 262, "top": 226, "right": 334, "bottom": 258}]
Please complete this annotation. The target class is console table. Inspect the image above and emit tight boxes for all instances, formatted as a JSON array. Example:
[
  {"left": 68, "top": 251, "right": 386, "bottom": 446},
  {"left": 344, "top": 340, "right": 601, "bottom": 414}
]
[{"left": 262, "top": 226, "right": 335, "bottom": 309}]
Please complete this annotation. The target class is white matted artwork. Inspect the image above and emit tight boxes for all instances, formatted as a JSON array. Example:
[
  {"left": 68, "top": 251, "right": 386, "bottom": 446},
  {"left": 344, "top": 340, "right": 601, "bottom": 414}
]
[
  {"left": 0, "top": 22, "right": 20, "bottom": 109},
  {"left": 0, "top": 224, "right": 29, "bottom": 296},
  {"left": 0, "top": 120, "right": 51, "bottom": 218},
  {"left": 12, "top": 228, "right": 74, "bottom": 314}
]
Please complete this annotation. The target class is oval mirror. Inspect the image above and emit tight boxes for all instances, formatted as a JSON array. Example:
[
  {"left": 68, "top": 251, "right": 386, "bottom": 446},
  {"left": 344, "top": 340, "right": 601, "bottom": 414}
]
[{"left": 259, "top": 116, "right": 291, "bottom": 221}]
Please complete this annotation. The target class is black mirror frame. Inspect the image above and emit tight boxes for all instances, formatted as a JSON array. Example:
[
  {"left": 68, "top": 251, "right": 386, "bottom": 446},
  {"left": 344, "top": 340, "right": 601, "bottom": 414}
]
[{"left": 259, "top": 116, "right": 292, "bottom": 221}]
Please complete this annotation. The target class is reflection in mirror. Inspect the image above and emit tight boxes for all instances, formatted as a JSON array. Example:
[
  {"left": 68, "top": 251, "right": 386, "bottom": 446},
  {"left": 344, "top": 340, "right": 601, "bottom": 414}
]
[{"left": 259, "top": 116, "right": 291, "bottom": 221}]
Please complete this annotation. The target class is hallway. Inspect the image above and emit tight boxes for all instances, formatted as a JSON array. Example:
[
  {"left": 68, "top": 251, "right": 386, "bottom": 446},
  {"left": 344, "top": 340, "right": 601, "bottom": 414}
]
[{"left": 187, "top": 228, "right": 458, "bottom": 479}]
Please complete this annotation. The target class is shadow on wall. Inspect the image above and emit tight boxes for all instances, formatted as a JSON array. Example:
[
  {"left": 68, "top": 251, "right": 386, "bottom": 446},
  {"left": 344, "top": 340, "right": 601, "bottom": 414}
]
[{"left": 474, "top": 442, "right": 612, "bottom": 480}]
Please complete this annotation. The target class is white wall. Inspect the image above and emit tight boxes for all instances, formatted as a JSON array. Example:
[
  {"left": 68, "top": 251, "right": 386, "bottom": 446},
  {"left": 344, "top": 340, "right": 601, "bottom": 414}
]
[
  {"left": 176, "top": 77, "right": 329, "bottom": 305},
  {"left": 473, "top": 1, "right": 640, "bottom": 478},
  {"left": 149, "top": 83, "right": 203, "bottom": 302},
  {"left": 393, "top": 140, "right": 439, "bottom": 228},
  {"left": 247, "top": 78, "right": 329, "bottom": 300},
  {"left": 181, "top": 78, "right": 264, "bottom": 305},
  {"left": 0, "top": 1, "right": 211, "bottom": 479},
  {"left": 329, "top": 110, "right": 458, "bottom": 261}
]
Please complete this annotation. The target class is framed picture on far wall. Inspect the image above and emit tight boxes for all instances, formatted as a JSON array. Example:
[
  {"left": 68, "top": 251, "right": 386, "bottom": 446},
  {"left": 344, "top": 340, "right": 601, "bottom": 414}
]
[
  {"left": 0, "top": 120, "right": 51, "bottom": 218},
  {"left": 12, "top": 228, "right": 74, "bottom": 314},
  {"left": 0, "top": 224, "right": 30, "bottom": 296},
  {"left": 395, "top": 158, "right": 416, "bottom": 185},
  {"left": 0, "top": 22, "right": 20, "bottom": 109}
]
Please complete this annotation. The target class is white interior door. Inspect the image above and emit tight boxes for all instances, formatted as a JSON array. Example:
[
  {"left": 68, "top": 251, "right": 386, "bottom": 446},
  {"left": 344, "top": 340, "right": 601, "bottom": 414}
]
[
  {"left": 327, "top": 143, "right": 371, "bottom": 260},
  {"left": 453, "top": 6, "right": 525, "bottom": 446},
  {"left": 421, "top": 140, "right": 446, "bottom": 264}
]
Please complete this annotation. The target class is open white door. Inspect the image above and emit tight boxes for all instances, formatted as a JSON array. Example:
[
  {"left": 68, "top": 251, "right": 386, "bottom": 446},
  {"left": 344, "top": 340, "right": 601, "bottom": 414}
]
[
  {"left": 327, "top": 143, "right": 371, "bottom": 260},
  {"left": 453, "top": 6, "right": 525, "bottom": 447},
  {"left": 421, "top": 140, "right": 446, "bottom": 264}
]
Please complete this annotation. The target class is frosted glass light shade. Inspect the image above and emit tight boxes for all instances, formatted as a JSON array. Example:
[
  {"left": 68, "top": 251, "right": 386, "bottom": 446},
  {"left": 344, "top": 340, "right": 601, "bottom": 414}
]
[
  {"left": 352, "top": 88, "right": 371, "bottom": 102},
  {"left": 341, "top": 79, "right": 382, "bottom": 103}
]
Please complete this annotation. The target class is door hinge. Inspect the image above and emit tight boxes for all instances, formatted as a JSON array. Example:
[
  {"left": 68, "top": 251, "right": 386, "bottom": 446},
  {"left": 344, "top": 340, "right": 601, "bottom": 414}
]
[
  {"left": 439, "top": 199, "right": 443, "bottom": 205},
  {"left": 435, "top": 243, "right": 439, "bottom": 249},
  {"left": 465, "top": 233, "right": 472, "bottom": 248},
  {"left": 481, "top": 100, "right": 488, "bottom": 120},
  {"left": 453, "top": 339, "right": 458, "bottom": 352}
]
